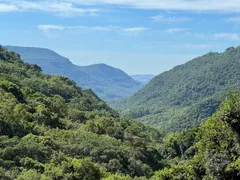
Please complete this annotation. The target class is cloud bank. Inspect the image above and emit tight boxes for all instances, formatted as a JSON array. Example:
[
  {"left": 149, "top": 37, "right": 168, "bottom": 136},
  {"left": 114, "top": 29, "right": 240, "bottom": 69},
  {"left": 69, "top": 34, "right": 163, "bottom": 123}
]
[
  {"left": 1, "top": 0, "right": 240, "bottom": 15},
  {"left": 0, "top": 0, "right": 99, "bottom": 16},
  {"left": 66, "top": 0, "right": 240, "bottom": 12}
]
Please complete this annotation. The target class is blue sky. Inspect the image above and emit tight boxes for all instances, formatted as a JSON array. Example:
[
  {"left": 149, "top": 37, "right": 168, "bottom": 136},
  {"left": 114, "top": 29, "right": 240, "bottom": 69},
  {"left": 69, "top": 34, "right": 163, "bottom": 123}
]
[{"left": 1, "top": 0, "right": 240, "bottom": 74}]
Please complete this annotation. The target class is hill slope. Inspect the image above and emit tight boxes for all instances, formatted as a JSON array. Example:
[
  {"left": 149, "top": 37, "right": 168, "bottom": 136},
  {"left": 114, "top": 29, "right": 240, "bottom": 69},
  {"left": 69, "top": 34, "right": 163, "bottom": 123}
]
[
  {"left": 131, "top": 74, "right": 155, "bottom": 85},
  {"left": 2, "top": 45, "right": 240, "bottom": 180},
  {"left": 5, "top": 46, "right": 143, "bottom": 101},
  {"left": 152, "top": 90, "right": 240, "bottom": 180},
  {"left": 120, "top": 46, "right": 240, "bottom": 132},
  {"left": 0, "top": 45, "right": 164, "bottom": 179}
]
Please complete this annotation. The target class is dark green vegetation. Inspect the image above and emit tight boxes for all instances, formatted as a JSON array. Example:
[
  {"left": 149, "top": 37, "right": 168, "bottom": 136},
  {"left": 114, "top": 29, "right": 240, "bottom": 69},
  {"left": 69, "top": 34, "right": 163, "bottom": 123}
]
[
  {"left": 0, "top": 46, "right": 159, "bottom": 179},
  {"left": 5, "top": 46, "right": 143, "bottom": 102},
  {"left": 131, "top": 75, "right": 155, "bottom": 85},
  {"left": 2, "top": 46, "right": 240, "bottom": 180},
  {"left": 152, "top": 90, "right": 240, "bottom": 180},
  {"left": 0, "top": 45, "right": 164, "bottom": 179},
  {"left": 120, "top": 46, "right": 240, "bottom": 132}
]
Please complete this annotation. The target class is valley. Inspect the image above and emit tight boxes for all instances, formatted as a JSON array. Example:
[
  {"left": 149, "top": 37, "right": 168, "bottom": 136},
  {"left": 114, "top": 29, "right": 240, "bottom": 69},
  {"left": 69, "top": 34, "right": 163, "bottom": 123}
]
[
  {"left": 119, "top": 46, "right": 240, "bottom": 132},
  {"left": 1, "top": 1, "right": 240, "bottom": 179},
  {"left": 1, "top": 44, "right": 240, "bottom": 179}
]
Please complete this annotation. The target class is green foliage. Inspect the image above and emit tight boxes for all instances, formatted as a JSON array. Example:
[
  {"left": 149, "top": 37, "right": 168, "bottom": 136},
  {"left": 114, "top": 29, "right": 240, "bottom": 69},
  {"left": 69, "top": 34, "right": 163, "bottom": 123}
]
[
  {"left": 154, "top": 90, "right": 240, "bottom": 180},
  {"left": 151, "top": 164, "right": 196, "bottom": 180},
  {"left": 119, "top": 46, "right": 240, "bottom": 132},
  {"left": 103, "top": 174, "right": 132, "bottom": 180},
  {"left": 16, "top": 169, "right": 50, "bottom": 180},
  {"left": 0, "top": 47, "right": 162, "bottom": 179},
  {"left": 2, "top": 46, "right": 240, "bottom": 180},
  {"left": 220, "top": 91, "right": 240, "bottom": 132},
  {"left": 45, "top": 156, "right": 100, "bottom": 180},
  {"left": 0, "top": 167, "right": 11, "bottom": 180},
  {"left": 160, "top": 128, "right": 198, "bottom": 159}
]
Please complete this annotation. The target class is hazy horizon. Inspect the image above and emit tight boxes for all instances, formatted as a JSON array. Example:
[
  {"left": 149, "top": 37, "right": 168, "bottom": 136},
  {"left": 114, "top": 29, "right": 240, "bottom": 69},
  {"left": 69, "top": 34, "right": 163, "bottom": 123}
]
[{"left": 1, "top": 0, "right": 240, "bottom": 74}]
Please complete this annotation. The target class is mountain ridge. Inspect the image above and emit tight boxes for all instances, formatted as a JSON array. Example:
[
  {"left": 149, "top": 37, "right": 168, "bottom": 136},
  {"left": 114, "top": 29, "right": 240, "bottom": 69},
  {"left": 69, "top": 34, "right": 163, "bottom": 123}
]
[
  {"left": 5, "top": 45, "right": 143, "bottom": 102},
  {"left": 2, "top": 45, "right": 240, "bottom": 180},
  {"left": 119, "top": 45, "right": 240, "bottom": 132}
]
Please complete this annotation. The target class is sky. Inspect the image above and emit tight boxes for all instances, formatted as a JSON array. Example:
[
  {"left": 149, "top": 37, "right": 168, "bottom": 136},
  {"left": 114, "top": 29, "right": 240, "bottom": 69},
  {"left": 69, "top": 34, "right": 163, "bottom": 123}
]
[{"left": 1, "top": 0, "right": 240, "bottom": 75}]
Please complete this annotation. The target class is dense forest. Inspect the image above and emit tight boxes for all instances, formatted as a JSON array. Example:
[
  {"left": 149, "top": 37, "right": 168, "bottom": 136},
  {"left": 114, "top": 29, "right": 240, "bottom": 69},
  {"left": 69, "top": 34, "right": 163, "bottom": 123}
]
[
  {"left": 119, "top": 46, "right": 240, "bottom": 132},
  {"left": 1, "top": 46, "right": 240, "bottom": 180},
  {"left": 0, "top": 46, "right": 164, "bottom": 179},
  {"left": 5, "top": 46, "right": 143, "bottom": 102}
]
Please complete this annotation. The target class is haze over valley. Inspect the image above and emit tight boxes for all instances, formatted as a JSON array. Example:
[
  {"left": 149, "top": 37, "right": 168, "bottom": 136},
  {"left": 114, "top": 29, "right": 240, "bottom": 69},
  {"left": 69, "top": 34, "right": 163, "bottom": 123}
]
[{"left": 5, "top": 46, "right": 144, "bottom": 102}]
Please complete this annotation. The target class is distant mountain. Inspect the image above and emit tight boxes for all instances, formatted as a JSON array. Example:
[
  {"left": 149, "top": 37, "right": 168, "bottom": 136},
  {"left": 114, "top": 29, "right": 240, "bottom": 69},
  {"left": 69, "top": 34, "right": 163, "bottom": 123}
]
[
  {"left": 5, "top": 46, "right": 143, "bottom": 101},
  {"left": 131, "top": 74, "right": 155, "bottom": 84},
  {"left": 120, "top": 46, "right": 240, "bottom": 132}
]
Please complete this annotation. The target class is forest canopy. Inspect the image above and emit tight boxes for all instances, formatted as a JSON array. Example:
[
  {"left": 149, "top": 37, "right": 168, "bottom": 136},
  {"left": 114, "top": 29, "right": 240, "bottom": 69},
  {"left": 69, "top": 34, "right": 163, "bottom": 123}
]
[
  {"left": 1, "top": 46, "right": 240, "bottom": 180},
  {"left": 118, "top": 46, "right": 240, "bottom": 132}
]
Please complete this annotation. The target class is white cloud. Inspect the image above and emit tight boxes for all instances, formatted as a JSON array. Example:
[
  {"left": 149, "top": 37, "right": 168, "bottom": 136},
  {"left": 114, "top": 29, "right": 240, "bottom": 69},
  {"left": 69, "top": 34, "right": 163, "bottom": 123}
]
[
  {"left": 0, "top": 4, "right": 18, "bottom": 12},
  {"left": 66, "top": 0, "right": 240, "bottom": 12},
  {"left": 0, "top": 1, "right": 99, "bottom": 16},
  {"left": 152, "top": 15, "right": 192, "bottom": 23},
  {"left": 41, "top": 2, "right": 99, "bottom": 17},
  {"left": 38, "top": 25, "right": 116, "bottom": 32},
  {"left": 214, "top": 33, "right": 240, "bottom": 40},
  {"left": 1, "top": 0, "right": 240, "bottom": 15},
  {"left": 122, "top": 27, "right": 148, "bottom": 36},
  {"left": 38, "top": 24, "right": 148, "bottom": 35},
  {"left": 123, "top": 27, "right": 148, "bottom": 33},
  {"left": 165, "top": 28, "right": 188, "bottom": 33},
  {"left": 225, "top": 16, "right": 240, "bottom": 23},
  {"left": 38, "top": 25, "right": 66, "bottom": 32}
]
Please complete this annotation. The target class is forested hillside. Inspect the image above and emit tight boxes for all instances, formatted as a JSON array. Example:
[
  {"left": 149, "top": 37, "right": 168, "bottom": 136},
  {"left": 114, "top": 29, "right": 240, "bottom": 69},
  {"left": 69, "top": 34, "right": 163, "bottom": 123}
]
[
  {"left": 151, "top": 90, "right": 240, "bottom": 180},
  {"left": 1, "top": 46, "right": 240, "bottom": 180},
  {"left": 120, "top": 46, "right": 240, "bottom": 132},
  {"left": 0, "top": 46, "right": 163, "bottom": 179},
  {"left": 5, "top": 46, "right": 143, "bottom": 102}
]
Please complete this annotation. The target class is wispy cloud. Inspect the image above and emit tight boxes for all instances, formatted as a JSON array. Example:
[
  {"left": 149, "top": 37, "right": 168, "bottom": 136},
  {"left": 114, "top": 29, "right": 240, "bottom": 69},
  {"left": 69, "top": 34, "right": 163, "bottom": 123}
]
[
  {"left": 0, "top": 4, "right": 18, "bottom": 12},
  {"left": 67, "top": 0, "right": 240, "bottom": 12},
  {"left": 38, "top": 25, "right": 66, "bottom": 32},
  {"left": 152, "top": 15, "right": 192, "bottom": 23},
  {"left": 123, "top": 27, "right": 148, "bottom": 32},
  {"left": 1, "top": 0, "right": 240, "bottom": 15},
  {"left": 0, "top": 1, "right": 99, "bottom": 16},
  {"left": 122, "top": 27, "right": 148, "bottom": 36},
  {"left": 225, "top": 16, "right": 240, "bottom": 23},
  {"left": 38, "top": 24, "right": 148, "bottom": 36},
  {"left": 165, "top": 28, "right": 188, "bottom": 33},
  {"left": 38, "top": 25, "right": 116, "bottom": 32},
  {"left": 214, "top": 33, "right": 240, "bottom": 40}
]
